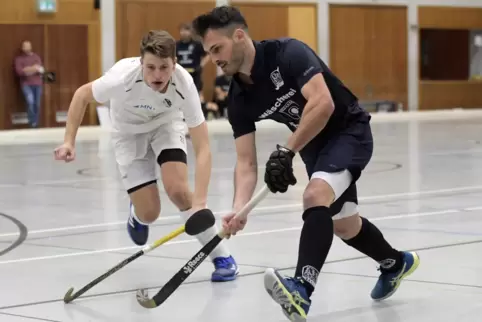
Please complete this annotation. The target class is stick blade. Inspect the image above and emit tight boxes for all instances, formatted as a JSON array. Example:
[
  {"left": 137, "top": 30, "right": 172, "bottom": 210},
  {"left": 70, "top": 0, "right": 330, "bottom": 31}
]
[
  {"left": 63, "top": 287, "right": 74, "bottom": 303},
  {"left": 136, "top": 289, "right": 157, "bottom": 309}
]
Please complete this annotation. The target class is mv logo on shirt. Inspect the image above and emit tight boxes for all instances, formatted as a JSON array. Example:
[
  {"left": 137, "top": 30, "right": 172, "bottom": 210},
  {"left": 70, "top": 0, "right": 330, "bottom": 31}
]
[
  {"left": 163, "top": 98, "right": 172, "bottom": 108},
  {"left": 270, "top": 66, "right": 284, "bottom": 90}
]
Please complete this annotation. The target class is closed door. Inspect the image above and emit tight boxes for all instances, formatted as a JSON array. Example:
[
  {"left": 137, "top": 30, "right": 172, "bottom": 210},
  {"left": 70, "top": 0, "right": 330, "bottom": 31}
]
[
  {"left": 44, "top": 24, "right": 89, "bottom": 127},
  {"left": 329, "top": 5, "right": 408, "bottom": 110}
]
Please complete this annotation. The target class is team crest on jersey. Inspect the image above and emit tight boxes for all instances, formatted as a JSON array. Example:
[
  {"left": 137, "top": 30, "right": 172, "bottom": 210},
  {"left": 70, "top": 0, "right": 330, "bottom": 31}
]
[
  {"left": 270, "top": 66, "right": 284, "bottom": 91},
  {"left": 163, "top": 98, "right": 172, "bottom": 108}
]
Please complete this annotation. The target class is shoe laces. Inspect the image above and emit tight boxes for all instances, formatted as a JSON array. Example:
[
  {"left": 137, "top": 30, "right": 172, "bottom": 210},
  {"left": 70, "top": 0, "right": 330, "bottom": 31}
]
[
  {"left": 213, "top": 257, "right": 232, "bottom": 269},
  {"left": 285, "top": 277, "right": 310, "bottom": 306},
  {"left": 376, "top": 267, "right": 402, "bottom": 286}
]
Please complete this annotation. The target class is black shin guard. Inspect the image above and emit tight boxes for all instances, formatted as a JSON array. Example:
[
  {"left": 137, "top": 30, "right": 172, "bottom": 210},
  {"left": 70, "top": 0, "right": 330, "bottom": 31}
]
[
  {"left": 343, "top": 217, "right": 403, "bottom": 272},
  {"left": 294, "top": 206, "right": 334, "bottom": 297}
]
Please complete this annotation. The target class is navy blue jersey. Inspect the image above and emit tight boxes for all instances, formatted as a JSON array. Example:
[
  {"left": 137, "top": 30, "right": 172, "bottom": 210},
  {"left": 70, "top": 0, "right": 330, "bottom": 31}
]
[
  {"left": 227, "top": 38, "right": 370, "bottom": 146},
  {"left": 176, "top": 40, "right": 206, "bottom": 72}
]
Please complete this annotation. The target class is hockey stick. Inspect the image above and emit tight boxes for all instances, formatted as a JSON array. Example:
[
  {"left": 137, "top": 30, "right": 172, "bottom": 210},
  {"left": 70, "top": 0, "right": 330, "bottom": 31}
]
[
  {"left": 63, "top": 209, "right": 216, "bottom": 303},
  {"left": 136, "top": 185, "right": 270, "bottom": 308}
]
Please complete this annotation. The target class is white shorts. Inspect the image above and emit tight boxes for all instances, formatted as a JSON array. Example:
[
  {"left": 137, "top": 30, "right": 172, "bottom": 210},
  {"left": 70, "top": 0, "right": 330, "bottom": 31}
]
[
  {"left": 111, "top": 121, "right": 187, "bottom": 191},
  {"left": 311, "top": 169, "right": 359, "bottom": 220}
]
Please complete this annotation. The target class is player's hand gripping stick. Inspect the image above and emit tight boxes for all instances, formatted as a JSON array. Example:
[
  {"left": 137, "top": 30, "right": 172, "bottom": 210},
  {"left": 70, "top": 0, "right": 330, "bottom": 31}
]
[
  {"left": 63, "top": 209, "right": 216, "bottom": 303},
  {"left": 136, "top": 185, "right": 270, "bottom": 309}
]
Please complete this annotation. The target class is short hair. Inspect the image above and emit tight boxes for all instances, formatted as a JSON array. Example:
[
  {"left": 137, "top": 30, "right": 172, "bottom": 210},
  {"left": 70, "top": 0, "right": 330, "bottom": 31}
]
[
  {"left": 140, "top": 30, "right": 176, "bottom": 59},
  {"left": 192, "top": 6, "right": 248, "bottom": 38}
]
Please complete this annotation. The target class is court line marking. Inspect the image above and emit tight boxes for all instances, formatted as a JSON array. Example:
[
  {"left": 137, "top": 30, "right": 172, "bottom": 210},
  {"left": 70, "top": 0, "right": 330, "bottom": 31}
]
[
  {"left": 0, "top": 206, "right": 478, "bottom": 265},
  {"left": 1, "top": 146, "right": 482, "bottom": 186},
  {"left": 2, "top": 183, "right": 482, "bottom": 239}
]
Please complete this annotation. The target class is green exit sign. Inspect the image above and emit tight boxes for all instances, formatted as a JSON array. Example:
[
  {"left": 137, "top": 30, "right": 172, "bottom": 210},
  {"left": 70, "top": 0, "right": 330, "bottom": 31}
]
[{"left": 37, "top": 0, "right": 57, "bottom": 13}]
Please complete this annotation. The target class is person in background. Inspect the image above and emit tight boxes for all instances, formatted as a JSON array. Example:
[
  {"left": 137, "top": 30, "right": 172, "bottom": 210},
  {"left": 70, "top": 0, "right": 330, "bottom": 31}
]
[
  {"left": 14, "top": 40, "right": 44, "bottom": 128},
  {"left": 200, "top": 91, "right": 219, "bottom": 120},
  {"left": 176, "top": 23, "right": 210, "bottom": 94},
  {"left": 213, "top": 71, "right": 231, "bottom": 118}
]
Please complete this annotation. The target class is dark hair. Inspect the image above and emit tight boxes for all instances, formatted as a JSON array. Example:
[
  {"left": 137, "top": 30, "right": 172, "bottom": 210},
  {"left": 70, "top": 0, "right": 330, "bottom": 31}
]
[
  {"left": 140, "top": 30, "right": 176, "bottom": 59},
  {"left": 192, "top": 6, "right": 248, "bottom": 38}
]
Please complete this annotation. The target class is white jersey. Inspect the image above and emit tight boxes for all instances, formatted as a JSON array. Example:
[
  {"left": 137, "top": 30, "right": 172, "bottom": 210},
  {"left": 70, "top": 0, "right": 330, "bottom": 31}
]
[{"left": 91, "top": 57, "right": 204, "bottom": 133}]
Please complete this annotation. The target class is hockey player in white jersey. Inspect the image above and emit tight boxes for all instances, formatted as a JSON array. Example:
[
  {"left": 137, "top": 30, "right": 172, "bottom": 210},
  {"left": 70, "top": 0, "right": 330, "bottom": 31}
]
[{"left": 54, "top": 30, "right": 238, "bottom": 282}]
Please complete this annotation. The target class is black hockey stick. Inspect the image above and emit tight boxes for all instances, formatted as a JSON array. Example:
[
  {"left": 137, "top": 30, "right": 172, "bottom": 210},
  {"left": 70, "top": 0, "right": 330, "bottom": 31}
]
[
  {"left": 136, "top": 185, "right": 270, "bottom": 308},
  {"left": 63, "top": 209, "right": 215, "bottom": 303}
]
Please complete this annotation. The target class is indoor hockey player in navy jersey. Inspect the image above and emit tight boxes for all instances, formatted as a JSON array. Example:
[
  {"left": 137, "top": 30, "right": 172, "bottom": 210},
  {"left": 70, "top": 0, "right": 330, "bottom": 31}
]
[{"left": 192, "top": 6, "right": 420, "bottom": 322}]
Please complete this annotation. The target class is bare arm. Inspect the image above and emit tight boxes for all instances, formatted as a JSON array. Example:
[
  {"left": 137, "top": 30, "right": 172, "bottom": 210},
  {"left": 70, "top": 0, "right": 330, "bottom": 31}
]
[
  {"left": 188, "top": 121, "right": 212, "bottom": 208},
  {"left": 214, "top": 86, "right": 227, "bottom": 101},
  {"left": 285, "top": 74, "right": 334, "bottom": 153},
  {"left": 14, "top": 57, "right": 35, "bottom": 76},
  {"left": 201, "top": 55, "right": 210, "bottom": 68},
  {"left": 64, "top": 82, "right": 95, "bottom": 146},
  {"left": 232, "top": 132, "right": 258, "bottom": 212}
]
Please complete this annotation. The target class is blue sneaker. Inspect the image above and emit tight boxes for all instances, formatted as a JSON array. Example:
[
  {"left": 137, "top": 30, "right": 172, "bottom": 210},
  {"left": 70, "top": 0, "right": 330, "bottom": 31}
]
[
  {"left": 211, "top": 256, "right": 239, "bottom": 282},
  {"left": 264, "top": 268, "right": 311, "bottom": 322},
  {"left": 127, "top": 202, "right": 149, "bottom": 246},
  {"left": 371, "top": 251, "right": 420, "bottom": 301}
]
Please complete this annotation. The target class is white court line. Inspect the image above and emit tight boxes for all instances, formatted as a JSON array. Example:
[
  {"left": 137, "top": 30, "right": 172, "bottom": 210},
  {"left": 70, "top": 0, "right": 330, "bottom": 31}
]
[
  {"left": 0, "top": 206, "right": 474, "bottom": 265},
  {"left": 2, "top": 183, "right": 482, "bottom": 239}
]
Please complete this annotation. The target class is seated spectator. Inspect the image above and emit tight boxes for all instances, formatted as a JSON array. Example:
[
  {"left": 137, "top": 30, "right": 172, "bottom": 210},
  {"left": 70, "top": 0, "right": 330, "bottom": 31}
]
[
  {"left": 213, "top": 72, "right": 231, "bottom": 118},
  {"left": 200, "top": 92, "right": 219, "bottom": 120},
  {"left": 14, "top": 40, "right": 44, "bottom": 128}
]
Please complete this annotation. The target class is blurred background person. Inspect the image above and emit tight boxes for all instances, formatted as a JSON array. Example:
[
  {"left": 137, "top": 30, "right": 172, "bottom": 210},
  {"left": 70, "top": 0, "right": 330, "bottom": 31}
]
[
  {"left": 176, "top": 22, "right": 210, "bottom": 94},
  {"left": 14, "top": 40, "right": 44, "bottom": 128},
  {"left": 213, "top": 70, "right": 231, "bottom": 118}
]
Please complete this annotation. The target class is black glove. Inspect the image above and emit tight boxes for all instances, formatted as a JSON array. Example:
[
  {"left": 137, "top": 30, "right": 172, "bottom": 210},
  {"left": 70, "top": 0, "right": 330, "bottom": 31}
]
[{"left": 264, "top": 145, "right": 297, "bottom": 193}]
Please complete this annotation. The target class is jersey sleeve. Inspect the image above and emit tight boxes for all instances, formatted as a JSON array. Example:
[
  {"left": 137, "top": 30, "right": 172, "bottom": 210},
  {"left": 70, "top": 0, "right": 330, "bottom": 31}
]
[
  {"left": 180, "top": 81, "right": 205, "bottom": 128},
  {"left": 91, "top": 65, "right": 126, "bottom": 103},
  {"left": 280, "top": 39, "right": 324, "bottom": 89},
  {"left": 227, "top": 95, "right": 256, "bottom": 139}
]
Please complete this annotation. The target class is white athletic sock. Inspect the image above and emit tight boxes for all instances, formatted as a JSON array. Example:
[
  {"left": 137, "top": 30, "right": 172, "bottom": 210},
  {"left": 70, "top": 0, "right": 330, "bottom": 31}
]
[
  {"left": 180, "top": 209, "right": 231, "bottom": 260},
  {"left": 130, "top": 203, "right": 150, "bottom": 225}
]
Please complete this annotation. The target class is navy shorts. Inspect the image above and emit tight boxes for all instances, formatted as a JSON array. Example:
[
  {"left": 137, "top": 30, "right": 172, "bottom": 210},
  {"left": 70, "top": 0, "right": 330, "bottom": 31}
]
[{"left": 299, "top": 117, "right": 373, "bottom": 217}]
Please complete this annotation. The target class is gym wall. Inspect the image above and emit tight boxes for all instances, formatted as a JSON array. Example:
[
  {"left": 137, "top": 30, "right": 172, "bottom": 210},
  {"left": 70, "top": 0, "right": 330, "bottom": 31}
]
[
  {"left": 115, "top": 0, "right": 317, "bottom": 104},
  {"left": 418, "top": 6, "right": 482, "bottom": 110},
  {"left": 329, "top": 4, "right": 408, "bottom": 110},
  {"left": 0, "top": 0, "right": 101, "bottom": 130}
]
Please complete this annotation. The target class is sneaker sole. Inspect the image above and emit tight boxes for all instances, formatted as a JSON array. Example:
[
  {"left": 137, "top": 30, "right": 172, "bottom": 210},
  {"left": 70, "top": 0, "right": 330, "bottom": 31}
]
[
  {"left": 264, "top": 268, "right": 307, "bottom": 322},
  {"left": 373, "top": 251, "right": 421, "bottom": 301},
  {"left": 211, "top": 270, "right": 239, "bottom": 282}
]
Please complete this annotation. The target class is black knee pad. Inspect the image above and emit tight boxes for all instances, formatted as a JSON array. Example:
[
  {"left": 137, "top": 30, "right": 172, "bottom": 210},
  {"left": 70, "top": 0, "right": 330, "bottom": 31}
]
[
  {"left": 302, "top": 206, "right": 331, "bottom": 221},
  {"left": 157, "top": 148, "right": 187, "bottom": 166}
]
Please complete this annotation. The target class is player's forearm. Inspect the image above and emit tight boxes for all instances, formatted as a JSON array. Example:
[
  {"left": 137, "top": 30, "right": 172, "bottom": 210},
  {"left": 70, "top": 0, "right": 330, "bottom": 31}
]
[
  {"left": 232, "top": 160, "right": 258, "bottom": 212},
  {"left": 193, "top": 147, "right": 212, "bottom": 208},
  {"left": 64, "top": 86, "right": 91, "bottom": 145},
  {"left": 286, "top": 98, "right": 334, "bottom": 153}
]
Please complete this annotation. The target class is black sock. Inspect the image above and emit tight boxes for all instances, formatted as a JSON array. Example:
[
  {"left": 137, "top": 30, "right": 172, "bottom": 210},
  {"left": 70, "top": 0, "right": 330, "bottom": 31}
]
[
  {"left": 343, "top": 217, "right": 403, "bottom": 272},
  {"left": 294, "top": 206, "right": 334, "bottom": 298}
]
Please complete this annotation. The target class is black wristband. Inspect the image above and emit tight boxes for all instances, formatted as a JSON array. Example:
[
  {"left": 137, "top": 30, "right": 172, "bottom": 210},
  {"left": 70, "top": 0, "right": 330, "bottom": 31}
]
[{"left": 276, "top": 144, "right": 295, "bottom": 158}]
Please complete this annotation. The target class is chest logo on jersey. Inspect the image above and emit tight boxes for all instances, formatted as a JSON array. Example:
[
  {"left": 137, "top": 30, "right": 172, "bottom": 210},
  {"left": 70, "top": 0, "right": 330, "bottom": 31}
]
[
  {"left": 163, "top": 98, "right": 172, "bottom": 108},
  {"left": 133, "top": 104, "right": 154, "bottom": 110},
  {"left": 259, "top": 88, "right": 297, "bottom": 119},
  {"left": 270, "top": 66, "right": 284, "bottom": 90}
]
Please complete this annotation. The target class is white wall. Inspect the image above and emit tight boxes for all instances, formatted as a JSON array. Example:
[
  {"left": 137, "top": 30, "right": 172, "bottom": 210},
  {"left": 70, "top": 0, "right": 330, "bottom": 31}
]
[{"left": 100, "top": 0, "right": 116, "bottom": 73}]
